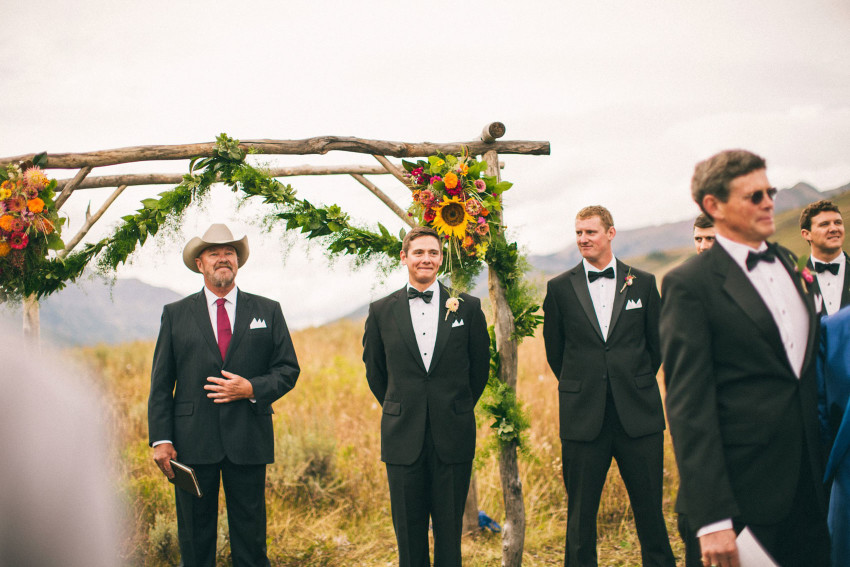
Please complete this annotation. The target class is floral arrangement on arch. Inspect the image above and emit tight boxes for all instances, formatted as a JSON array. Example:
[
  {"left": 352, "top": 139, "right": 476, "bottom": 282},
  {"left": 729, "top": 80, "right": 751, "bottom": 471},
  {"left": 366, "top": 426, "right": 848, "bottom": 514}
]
[
  {"left": 0, "top": 154, "right": 66, "bottom": 298},
  {"left": 403, "top": 149, "right": 512, "bottom": 275}
]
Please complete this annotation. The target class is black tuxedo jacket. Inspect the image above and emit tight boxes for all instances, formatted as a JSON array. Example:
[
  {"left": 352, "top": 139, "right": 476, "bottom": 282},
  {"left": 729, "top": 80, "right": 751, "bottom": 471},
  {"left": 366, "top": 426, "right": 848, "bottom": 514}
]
[
  {"left": 807, "top": 250, "right": 850, "bottom": 312},
  {"left": 362, "top": 283, "right": 490, "bottom": 465},
  {"left": 148, "top": 289, "right": 300, "bottom": 465},
  {"left": 542, "top": 260, "right": 665, "bottom": 441},
  {"left": 660, "top": 243, "right": 826, "bottom": 530}
]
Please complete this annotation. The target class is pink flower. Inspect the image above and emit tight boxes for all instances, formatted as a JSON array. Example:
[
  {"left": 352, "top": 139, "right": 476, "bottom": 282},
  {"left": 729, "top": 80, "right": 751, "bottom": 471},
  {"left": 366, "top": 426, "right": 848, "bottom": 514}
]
[
  {"left": 474, "top": 179, "right": 486, "bottom": 192},
  {"left": 419, "top": 189, "right": 435, "bottom": 208},
  {"left": 801, "top": 268, "right": 814, "bottom": 284},
  {"left": 430, "top": 175, "right": 442, "bottom": 185},
  {"left": 9, "top": 231, "right": 28, "bottom": 250},
  {"left": 475, "top": 222, "right": 489, "bottom": 236}
]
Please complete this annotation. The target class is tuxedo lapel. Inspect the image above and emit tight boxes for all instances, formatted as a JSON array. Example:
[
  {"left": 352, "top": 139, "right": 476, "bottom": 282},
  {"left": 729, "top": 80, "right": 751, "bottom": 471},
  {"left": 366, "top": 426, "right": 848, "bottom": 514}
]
[
  {"left": 569, "top": 265, "right": 605, "bottom": 342},
  {"left": 842, "top": 252, "right": 850, "bottom": 307},
  {"left": 607, "top": 260, "right": 630, "bottom": 336},
  {"left": 714, "top": 246, "right": 788, "bottom": 368},
  {"left": 391, "top": 286, "right": 427, "bottom": 373},
  {"left": 428, "top": 284, "right": 453, "bottom": 374},
  {"left": 224, "top": 290, "right": 252, "bottom": 364},
  {"left": 190, "top": 290, "right": 221, "bottom": 360}
]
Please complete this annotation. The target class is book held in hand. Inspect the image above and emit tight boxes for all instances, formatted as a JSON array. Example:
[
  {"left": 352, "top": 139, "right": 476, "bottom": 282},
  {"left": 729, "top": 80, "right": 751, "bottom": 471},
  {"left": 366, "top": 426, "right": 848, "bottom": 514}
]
[{"left": 168, "top": 459, "right": 203, "bottom": 498}]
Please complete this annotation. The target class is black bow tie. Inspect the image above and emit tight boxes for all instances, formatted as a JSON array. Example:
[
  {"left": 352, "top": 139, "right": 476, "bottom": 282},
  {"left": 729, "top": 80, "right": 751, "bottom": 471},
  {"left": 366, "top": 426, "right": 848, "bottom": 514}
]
[
  {"left": 587, "top": 267, "right": 615, "bottom": 282},
  {"left": 745, "top": 247, "right": 777, "bottom": 271},
  {"left": 407, "top": 287, "right": 434, "bottom": 303},
  {"left": 814, "top": 261, "right": 840, "bottom": 275}
]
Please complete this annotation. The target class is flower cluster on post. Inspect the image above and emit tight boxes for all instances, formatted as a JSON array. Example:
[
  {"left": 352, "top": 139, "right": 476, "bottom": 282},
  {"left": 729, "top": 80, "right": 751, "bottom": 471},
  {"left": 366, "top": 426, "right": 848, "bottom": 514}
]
[
  {"left": 0, "top": 155, "right": 65, "bottom": 298},
  {"left": 403, "top": 148, "right": 512, "bottom": 281}
]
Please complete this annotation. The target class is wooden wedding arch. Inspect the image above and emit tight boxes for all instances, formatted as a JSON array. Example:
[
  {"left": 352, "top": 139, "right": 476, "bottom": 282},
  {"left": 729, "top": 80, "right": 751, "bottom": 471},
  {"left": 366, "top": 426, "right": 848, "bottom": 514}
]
[{"left": 1, "top": 122, "right": 550, "bottom": 567}]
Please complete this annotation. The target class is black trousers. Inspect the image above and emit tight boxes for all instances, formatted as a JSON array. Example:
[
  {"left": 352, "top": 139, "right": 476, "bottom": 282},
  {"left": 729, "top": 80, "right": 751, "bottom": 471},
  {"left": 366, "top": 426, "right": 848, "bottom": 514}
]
[
  {"left": 174, "top": 458, "right": 270, "bottom": 567},
  {"left": 561, "top": 396, "right": 675, "bottom": 567},
  {"left": 385, "top": 425, "right": 473, "bottom": 567}
]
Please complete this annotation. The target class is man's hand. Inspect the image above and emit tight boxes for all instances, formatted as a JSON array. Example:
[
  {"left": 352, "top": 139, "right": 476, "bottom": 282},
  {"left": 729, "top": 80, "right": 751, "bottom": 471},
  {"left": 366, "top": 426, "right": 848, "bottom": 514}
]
[
  {"left": 700, "top": 529, "right": 739, "bottom": 567},
  {"left": 153, "top": 443, "right": 177, "bottom": 479},
  {"left": 204, "top": 370, "right": 254, "bottom": 403}
]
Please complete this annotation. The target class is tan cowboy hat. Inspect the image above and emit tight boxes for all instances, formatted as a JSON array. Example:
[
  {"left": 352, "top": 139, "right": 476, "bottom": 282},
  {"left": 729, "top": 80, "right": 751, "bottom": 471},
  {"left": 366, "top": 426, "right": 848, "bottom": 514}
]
[{"left": 182, "top": 223, "right": 250, "bottom": 273}]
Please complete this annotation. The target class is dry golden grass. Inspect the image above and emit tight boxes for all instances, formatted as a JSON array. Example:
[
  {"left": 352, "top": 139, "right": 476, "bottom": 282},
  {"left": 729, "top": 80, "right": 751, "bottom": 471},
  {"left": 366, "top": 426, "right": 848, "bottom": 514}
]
[{"left": 78, "top": 319, "right": 684, "bottom": 566}]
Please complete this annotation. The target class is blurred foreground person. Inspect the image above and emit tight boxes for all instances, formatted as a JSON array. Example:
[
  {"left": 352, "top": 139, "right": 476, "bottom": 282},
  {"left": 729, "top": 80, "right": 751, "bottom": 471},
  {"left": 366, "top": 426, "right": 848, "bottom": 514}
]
[
  {"left": 817, "top": 305, "right": 850, "bottom": 565},
  {"left": 0, "top": 319, "right": 121, "bottom": 566},
  {"left": 661, "top": 149, "right": 829, "bottom": 567}
]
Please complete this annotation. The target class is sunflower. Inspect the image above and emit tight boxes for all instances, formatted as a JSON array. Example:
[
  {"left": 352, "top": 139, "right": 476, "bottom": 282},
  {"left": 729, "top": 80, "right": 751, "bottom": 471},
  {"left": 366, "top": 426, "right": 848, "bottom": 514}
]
[{"left": 432, "top": 195, "right": 473, "bottom": 240}]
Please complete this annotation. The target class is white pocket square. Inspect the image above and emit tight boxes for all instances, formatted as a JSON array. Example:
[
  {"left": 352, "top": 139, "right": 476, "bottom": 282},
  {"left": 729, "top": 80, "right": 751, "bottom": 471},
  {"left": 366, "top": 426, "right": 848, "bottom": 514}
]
[
  {"left": 452, "top": 319, "right": 465, "bottom": 328},
  {"left": 625, "top": 299, "right": 642, "bottom": 310},
  {"left": 249, "top": 318, "right": 267, "bottom": 329}
]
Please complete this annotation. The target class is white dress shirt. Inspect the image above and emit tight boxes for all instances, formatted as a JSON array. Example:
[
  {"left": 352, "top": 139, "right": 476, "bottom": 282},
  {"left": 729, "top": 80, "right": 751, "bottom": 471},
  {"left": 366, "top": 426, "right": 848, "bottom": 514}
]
[
  {"left": 203, "top": 286, "right": 237, "bottom": 340},
  {"left": 698, "top": 235, "right": 811, "bottom": 537},
  {"left": 408, "top": 280, "right": 440, "bottom": 372},
  {"left": 811, "top": 252, "right": 846, "bottom": 316},
  {"left": 583, "top": 257, "right": 617, "bottom": 341}
]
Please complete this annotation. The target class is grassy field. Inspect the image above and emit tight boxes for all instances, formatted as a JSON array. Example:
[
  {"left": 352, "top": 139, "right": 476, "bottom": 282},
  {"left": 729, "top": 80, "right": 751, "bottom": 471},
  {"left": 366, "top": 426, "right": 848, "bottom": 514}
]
[{"left": 79, "top": 319, "right": 685, "bottom": 566}]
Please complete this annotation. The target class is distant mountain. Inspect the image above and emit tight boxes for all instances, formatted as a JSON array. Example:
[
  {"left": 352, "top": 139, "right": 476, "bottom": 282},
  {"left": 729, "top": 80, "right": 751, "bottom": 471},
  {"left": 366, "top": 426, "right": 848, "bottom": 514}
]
[{"left": 1, "top": 275, "right": 182, "bottom": 346}]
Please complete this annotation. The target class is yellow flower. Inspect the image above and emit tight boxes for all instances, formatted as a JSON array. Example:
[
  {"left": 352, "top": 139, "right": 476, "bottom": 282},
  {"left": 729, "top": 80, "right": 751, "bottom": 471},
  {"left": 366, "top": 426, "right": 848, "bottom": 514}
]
[
  {"left": 0, "top": 241, "right": 10, "bottom": 257},
  {"left": 27, "top": 197, "right": 45, "bottom": 213},
  {"left": 444, "top": 172, "right": 458, "bottom": 189},
  {"left": 432, "top": 196, "right": 473, "bottom": 240},
  {"left": 0, "top": 185, "right": 11, "bottom": 200},
  {"left": 458, "top": 163, "right": 469, "bottom": 175},
  {"left": 435, "top": 158, "right": 445, "bottom": 167}
]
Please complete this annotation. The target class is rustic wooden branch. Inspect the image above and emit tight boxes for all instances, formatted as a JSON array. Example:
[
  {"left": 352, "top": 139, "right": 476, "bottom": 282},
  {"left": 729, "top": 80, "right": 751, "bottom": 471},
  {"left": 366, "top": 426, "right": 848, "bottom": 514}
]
[
  {"left": 1, "top": 137, "right": 550, "bottom": 169},
  {"left": 480, "top": 121, "right": 507, "bottom": 143},
  {"left": 373, "top": 154, "right": 413, "bottom": 189},
  {"left": 484, "top": 148, "right": 525, "bottom": 567},
  {"left": 350, "top": 174, "right": 415, "bottom": 228},
  {"left": 54, "top": 166, "right": 92, "bottom": 209},
  {"left": 54, "top": 164, "right": 396, "bottom": 191},
  {"left": 59, "top": 185, "right": 127, "bottom": 258}
]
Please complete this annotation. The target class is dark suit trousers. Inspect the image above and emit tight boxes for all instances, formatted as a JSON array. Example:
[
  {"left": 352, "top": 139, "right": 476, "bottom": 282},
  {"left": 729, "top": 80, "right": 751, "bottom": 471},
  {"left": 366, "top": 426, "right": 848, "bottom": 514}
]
[
  {"left": 561, "top": 395, "right": 674, "bottom": 567},
  {"left": 175, "top": 458, "right": 270, "bottom": 567},
  {"left": 386, "top": 423, "right": 473, "bottom": 567}
]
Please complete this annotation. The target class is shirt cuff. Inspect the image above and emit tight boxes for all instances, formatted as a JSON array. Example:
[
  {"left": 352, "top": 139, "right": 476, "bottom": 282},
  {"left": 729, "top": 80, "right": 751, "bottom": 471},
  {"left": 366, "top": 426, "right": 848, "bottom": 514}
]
[
  {"left": 696, "top": 519, "right": 734, "bottom": 537},
  {"left": 152, "top": 440, "right": 172, "bottom": 447}
]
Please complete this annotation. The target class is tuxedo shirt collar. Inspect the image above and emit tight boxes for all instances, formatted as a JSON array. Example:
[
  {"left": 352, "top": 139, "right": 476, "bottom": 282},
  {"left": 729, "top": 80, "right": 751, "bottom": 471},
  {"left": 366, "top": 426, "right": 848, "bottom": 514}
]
[
  {"left": 406, "top": 279, "right": 440, "bottom": 298},
  {"left": 810, "top": 252, "right": 845, "bottom": 266},
  {"left": 202, "top": 286, "right": 238, "bottom": 339}
]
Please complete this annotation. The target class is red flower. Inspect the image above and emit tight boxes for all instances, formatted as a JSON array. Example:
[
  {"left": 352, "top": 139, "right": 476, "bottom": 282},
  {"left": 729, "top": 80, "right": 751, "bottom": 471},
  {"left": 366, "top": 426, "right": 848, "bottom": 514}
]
[
  {"left": 801, "top": 267, "right": 814, "bottom": 284},
  {"left": 9, "top": 231, "right": 28, "bottom": 249},
  {"left": 424, "top": 209, "right": 436, "bottom": 222}
]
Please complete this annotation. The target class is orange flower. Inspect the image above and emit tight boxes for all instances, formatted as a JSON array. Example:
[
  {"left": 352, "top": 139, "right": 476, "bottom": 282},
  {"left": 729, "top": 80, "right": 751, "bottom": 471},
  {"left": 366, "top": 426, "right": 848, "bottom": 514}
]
[
  {"left": 462, "top": 235, "right": 475, "bottom": 249},
  {"left": 458, "top": 163, "right": 469, "bottom": 175},
  {"left": 33, "top": 217, "right": 54, "bottom": 234},
  {"left": 0, "top": 214, "right": 15, "bottom": 232},
  {"left": 444, "top": 172, "right": 458, "bottom": 189},
  {"left": 27, "top": 197, "right": 45, "bottom": 213},
  {"left": 0, "top": 241, "right": 10, "bottom": 257}
]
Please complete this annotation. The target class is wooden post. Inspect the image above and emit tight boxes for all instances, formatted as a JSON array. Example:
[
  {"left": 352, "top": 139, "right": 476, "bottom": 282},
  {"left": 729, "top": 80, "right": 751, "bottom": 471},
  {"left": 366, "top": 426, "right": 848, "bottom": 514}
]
[
  {"left": 484, "top": 147, "right": 526, "bottom": 567},
  {"left": 22, "top": 294, "right": 40, "bottom": 344},
  {"left": 462, "top": 473, "right": 480, "bottom": 534}
]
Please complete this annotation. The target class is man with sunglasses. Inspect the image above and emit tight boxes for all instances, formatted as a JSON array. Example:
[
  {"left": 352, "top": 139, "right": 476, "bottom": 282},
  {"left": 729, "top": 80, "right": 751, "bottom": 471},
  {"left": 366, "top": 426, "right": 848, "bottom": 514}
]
[{"left": 660, "top": 150, "right": 830, "bottom": 567}]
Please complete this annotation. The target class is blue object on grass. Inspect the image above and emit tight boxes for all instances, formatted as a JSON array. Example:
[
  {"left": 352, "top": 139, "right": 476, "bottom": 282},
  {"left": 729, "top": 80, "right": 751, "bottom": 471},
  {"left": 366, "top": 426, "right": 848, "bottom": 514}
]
[{"left": 478, "top": 510, "right": 501, "bottom": 532}]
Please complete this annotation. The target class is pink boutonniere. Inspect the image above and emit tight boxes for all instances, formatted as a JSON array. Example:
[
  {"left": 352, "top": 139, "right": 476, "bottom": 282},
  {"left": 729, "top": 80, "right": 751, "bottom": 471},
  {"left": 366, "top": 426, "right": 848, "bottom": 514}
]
[
  {"left": 795, "top": 255, "right": 814, "bottom": 294},
  {"left": 620, "top": 269, "right": 636, "bottom": 293}
]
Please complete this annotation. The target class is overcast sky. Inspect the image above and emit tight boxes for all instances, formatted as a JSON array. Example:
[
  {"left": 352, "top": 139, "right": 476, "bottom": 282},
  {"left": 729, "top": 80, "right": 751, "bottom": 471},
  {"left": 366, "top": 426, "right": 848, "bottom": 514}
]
[{"left": 3, "top": 0, "right": 849, "bottom": 327}]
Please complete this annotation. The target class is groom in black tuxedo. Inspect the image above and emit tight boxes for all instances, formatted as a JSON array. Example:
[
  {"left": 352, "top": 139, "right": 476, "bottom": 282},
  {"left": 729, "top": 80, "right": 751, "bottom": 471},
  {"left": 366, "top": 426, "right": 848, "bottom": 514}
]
[
  {"left": 149, "top": 223, "right": 300, "bottom": 567},
  {"left": 661, "top": 150, "right": 830, "bottom": 567},
  {"left": 543, "top": 206, "right": 674, "bottom": 567},
  {"left": 362, "top": 226, "right": 490, "bottom": 566}
]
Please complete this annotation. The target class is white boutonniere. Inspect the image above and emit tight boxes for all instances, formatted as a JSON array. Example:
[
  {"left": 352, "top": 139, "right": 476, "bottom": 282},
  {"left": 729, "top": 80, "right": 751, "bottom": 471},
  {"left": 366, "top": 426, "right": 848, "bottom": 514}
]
[
  {"left": 619, "top": 268, "right": 636, "bottom": 293},
  {"left": 445, "top": 296, "right": 462, "bottom": 320}
]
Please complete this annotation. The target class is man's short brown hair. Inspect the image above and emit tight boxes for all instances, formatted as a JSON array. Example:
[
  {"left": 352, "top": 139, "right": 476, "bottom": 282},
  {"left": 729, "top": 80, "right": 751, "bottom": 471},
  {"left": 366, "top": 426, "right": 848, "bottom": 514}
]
[
  {"left": 799, "top": 199, "right": 841, "bottom": 231},
  {"left": 402, "top": 225, "right": 442, "bottom": 253},
  {"left": 693, "top": 213, "right": 714, "bottom": 229},
  {"left": 691, "top": 150, "right": 767, "bottom": 217},
  {"left": 576, "top": 205, "right": 614, "bottom": 231}
]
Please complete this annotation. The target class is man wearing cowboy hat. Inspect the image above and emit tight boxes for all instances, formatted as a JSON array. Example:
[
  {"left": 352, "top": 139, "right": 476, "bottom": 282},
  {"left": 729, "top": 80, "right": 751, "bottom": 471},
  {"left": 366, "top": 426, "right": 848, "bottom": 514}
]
[{"left": 148, "top": 223, "right": 300, "bottom": 567}]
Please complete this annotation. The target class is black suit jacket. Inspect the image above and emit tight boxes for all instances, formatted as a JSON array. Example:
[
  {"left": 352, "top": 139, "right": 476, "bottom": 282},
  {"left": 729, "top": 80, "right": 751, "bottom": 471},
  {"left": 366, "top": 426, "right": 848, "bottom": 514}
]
[
  {"left": 148, "top": 289, "right": 300, "bottom": 465},
  {"left": 807, "top": 250, "right": 850, "bottom": 312},
  {"left": 542, "top": 260, "right": 665, "bottom": 441},
  {"left": 362, "top": 283, "right": 490, "bottom": 465},
  {"left": 660, "top": 243, "right": 826, "bottom": 530}
]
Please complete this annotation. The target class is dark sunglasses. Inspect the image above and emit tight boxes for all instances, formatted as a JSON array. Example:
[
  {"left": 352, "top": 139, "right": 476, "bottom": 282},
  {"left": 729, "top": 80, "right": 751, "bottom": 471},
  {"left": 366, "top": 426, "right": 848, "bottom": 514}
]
[{"left": 743, "top": 187, "right": 777, "bottom": 205}]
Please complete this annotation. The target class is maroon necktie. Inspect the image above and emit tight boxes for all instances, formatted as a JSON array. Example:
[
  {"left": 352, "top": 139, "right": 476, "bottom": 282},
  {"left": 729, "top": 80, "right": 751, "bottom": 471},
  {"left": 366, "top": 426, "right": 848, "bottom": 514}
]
[{"left": 216, "top": 298, "right": 232, "bottom": 361}]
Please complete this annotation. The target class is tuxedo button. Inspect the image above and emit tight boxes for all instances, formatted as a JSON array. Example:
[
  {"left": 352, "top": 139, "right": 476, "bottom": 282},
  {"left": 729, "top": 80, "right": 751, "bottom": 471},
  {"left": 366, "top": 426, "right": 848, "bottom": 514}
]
[{"left": 604, "top": 346, "right": 610, "bottom": 351}]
